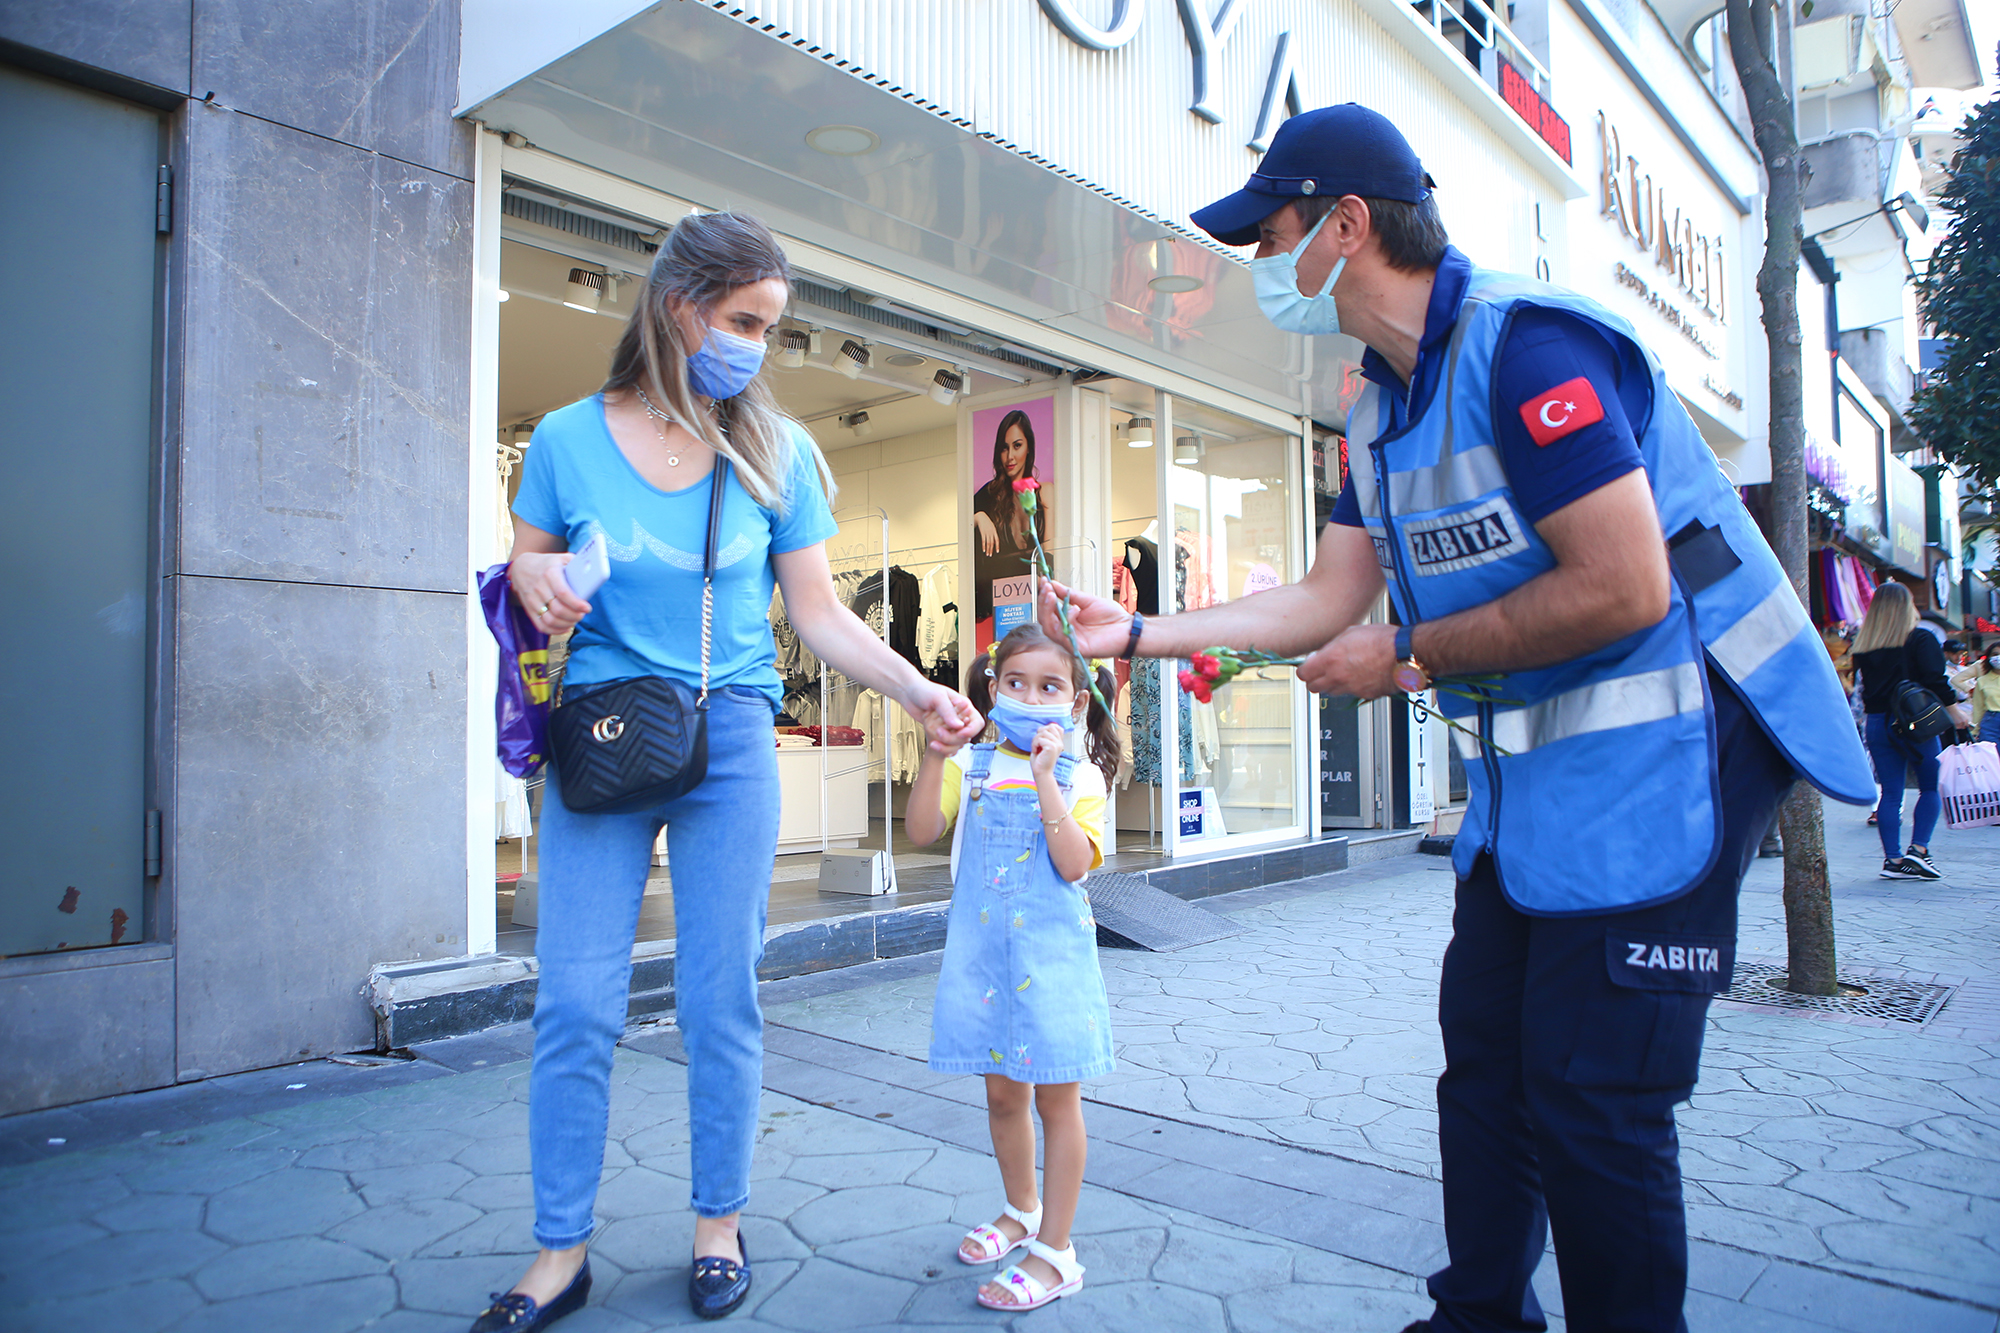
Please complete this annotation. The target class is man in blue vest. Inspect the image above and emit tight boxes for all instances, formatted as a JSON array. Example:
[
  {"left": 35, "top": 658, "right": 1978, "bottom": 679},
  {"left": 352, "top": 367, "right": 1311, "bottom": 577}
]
[{"left": 1042, "top": 104, "right": 1871, "bottom": 1333}]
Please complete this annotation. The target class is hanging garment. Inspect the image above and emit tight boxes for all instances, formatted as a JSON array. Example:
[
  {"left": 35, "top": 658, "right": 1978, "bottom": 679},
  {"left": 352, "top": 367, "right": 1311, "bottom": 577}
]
[
  {"left": 919, "top": 565, "right": 958, "bottom": 667},
  {"left": 496, "top": 760, "right": 533, "bottom": 839}
]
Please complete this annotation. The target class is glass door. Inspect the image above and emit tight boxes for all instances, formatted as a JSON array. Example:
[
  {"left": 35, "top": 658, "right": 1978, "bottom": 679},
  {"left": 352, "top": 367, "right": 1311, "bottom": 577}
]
[{"left": 1160, "top": 395, "right": 1308, "bottom": 850}]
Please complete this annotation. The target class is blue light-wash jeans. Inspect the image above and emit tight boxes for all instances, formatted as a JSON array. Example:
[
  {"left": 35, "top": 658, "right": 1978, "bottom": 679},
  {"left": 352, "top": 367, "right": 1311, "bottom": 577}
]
[
  {"left": 1864, "top": 712, "right": 1940, "bottom": 861},
  {"left": 529, "top": 687, "right": 778, "bottom": 1249}
]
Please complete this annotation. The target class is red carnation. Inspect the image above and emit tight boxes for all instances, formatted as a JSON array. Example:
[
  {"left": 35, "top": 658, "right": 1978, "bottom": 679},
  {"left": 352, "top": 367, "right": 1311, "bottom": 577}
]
[{"left": 1191, "top": 653, "right": 1221, "bottom": 680}]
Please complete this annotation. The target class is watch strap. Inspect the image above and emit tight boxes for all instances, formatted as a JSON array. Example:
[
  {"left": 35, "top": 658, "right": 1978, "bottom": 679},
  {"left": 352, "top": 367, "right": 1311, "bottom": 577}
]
[
  {"left": 1394, "top": 623, "right": 1413, "bottom": 663},
  {"left": 1120, "top": 611, "right": 1145, "bottom": 661}
]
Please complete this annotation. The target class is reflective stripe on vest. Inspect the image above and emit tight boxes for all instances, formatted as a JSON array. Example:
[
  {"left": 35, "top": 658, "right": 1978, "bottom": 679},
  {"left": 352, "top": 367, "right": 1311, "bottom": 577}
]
[
  {"left": 1453, "top": 661, "right": 1706, "bottom": 758},
  {"left": 1707, "top": 583, "right": 1810, "bottom": 683}
]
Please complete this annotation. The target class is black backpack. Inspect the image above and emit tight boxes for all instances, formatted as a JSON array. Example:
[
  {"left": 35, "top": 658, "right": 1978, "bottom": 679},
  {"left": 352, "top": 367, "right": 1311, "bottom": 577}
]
[{"left": 1888, "top": 637, "right": 1954, "bottom": 743}]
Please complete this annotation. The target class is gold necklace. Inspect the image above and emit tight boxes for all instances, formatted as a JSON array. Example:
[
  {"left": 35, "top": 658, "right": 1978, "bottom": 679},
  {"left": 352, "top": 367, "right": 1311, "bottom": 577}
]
[{"left": 633, "top": 388, "right": 687, "bottom": 467}]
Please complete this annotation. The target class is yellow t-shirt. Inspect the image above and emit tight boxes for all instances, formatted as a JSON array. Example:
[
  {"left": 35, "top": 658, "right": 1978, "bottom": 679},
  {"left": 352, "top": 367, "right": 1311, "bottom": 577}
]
[{"left": 939, "top": 744, "right": 1107, "bottom": 881}]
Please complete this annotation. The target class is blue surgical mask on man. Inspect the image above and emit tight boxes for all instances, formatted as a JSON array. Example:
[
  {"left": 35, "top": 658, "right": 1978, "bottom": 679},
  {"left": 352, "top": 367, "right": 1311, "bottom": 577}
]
[
  {"left": 988, "top": 695, "right": 1076, "bottom": 752},
  {"left": 1251, "top": 208, "right": 1347, "bottom": 337},
  {"left": 686, "top": 325, "right": 767, "bottom": 399}
]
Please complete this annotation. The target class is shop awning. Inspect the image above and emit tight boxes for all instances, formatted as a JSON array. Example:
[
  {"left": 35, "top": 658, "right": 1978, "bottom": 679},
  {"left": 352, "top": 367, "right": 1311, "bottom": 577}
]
[{"left": 458, "top": 1, "right": 1334, "bottom": 425}]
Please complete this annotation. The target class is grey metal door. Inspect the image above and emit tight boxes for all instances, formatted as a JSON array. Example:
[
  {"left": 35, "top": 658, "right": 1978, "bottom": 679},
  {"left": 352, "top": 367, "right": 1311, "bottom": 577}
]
[{"left": 0, "top": 66, "right": 162, "bottom": 955}]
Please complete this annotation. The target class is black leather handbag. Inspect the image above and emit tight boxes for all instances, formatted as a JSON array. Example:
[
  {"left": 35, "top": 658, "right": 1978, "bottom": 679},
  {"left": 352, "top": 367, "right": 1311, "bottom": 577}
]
[{"left": 548, "top": 459, "right": 729, "bottom": 815}]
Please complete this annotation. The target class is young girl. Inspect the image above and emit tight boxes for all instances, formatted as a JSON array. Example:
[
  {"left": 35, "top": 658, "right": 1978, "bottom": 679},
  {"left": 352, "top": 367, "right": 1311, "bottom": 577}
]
[{"left": 905, "top": 623, "right": 1120, "bottom": 1312}]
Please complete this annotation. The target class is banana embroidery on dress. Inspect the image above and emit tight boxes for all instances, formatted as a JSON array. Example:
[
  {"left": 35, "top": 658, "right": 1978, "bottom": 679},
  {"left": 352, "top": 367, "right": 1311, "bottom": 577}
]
[
  {"left": 1014, "top": 849, "right": 1033, "bottom": 863},
  {"left": 1016, "top": 977, "right": 1032, "bottom": 991}
]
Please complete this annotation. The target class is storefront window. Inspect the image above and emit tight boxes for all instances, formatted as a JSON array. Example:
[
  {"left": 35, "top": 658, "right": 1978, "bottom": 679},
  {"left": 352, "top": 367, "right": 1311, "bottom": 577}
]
[{"left": 1166, "top": 402, "right": 1304, "bottom": 842}]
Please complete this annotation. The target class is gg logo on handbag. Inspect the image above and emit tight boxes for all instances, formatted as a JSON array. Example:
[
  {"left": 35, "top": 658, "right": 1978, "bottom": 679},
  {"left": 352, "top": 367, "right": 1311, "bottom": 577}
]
[{"left": 591, "top": 715, "right": 625, "bottom": 744}]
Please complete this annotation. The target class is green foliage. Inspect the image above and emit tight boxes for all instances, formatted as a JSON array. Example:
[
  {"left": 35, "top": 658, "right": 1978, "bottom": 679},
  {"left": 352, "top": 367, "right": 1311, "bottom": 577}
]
[{"left": 1911, "top": 78, "right": 2000, "bottom": 498}]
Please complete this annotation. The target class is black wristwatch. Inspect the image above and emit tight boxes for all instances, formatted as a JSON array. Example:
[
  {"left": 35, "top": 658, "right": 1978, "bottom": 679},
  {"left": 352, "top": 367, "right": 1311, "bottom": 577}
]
[{"left": 1120, "top": 611, "right": 1144, "bottom": 661}]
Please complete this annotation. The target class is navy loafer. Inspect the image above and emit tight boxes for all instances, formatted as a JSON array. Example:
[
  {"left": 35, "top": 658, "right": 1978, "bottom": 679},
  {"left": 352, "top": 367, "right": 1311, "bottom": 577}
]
[
  {"left": 469, "top": 1258, "right": 591, "bottom": 1331},
  {"left": 689, "top": 1235, "right": 751, "bottom": 1320}
]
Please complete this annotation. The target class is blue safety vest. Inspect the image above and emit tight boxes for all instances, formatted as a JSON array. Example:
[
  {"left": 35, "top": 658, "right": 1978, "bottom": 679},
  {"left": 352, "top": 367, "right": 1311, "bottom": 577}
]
[{"left": 1346, "top": 270, "right": 1873, "bottom": 916}]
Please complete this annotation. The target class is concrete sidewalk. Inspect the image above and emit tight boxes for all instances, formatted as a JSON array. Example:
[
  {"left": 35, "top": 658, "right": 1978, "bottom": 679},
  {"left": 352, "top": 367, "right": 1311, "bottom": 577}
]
[{"left": 1, "top": 807, "right": 1995, "bottom": 1332}]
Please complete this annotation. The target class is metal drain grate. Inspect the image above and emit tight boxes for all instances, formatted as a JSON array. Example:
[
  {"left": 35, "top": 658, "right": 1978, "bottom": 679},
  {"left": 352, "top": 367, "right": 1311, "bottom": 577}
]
[{"left": 1720, "top": 961, "right": 1956, "bottom": 1024}]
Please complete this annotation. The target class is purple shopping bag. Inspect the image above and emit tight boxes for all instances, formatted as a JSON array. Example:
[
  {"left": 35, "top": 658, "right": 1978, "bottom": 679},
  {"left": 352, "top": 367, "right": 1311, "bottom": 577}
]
[{"left": 478, "top": 563, "right": 552, "bottom": 778}]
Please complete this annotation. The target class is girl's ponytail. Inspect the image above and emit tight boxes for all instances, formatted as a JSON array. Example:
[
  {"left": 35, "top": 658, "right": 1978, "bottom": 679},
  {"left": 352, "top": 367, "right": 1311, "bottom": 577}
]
[
  {"left": 1083, "top": 662, "right": 1121, "bottom": 787},
  {"left": 964, "top": 644, "right": 997, "bottom": 735}
]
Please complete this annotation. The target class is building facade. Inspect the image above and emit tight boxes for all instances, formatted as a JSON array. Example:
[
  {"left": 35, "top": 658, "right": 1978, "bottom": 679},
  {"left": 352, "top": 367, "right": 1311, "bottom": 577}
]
[{"left": 4, "top": 0, "right": 1787, "bottom": 1111}]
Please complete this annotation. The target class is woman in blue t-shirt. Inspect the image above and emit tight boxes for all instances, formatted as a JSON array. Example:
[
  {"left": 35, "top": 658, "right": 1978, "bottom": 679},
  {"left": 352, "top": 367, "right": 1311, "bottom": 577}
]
[{"left": 474, "top": 213, "right": 982, "bottom": 1331}]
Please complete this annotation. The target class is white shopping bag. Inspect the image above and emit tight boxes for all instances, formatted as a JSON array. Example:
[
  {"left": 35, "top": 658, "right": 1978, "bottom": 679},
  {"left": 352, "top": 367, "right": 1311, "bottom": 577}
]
[{"left": 1939, "top": 741, "right": 2000, "bottom": 829}]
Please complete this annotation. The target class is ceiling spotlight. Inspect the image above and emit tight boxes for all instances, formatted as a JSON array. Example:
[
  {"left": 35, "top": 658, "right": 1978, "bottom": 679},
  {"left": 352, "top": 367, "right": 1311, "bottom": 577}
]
[
  {"left": 929, "top": 368, "right": 964, "bottom": 406},
  {"left": 806, "top": 124, "right": 881, "bottom": 156},
  {"left": 776, "top": 327, "right": 810, "bottom": 369},
  {"left": 563, "top": 268, "right": 605, "bottom": 313},
  {"left": 1126, "top": 416, "right": 1155, "bottom": 448},
  {"left": 1148, "top": 274, "right": 1203, "bottom": 294},
  {"left": 842, "top": 410, "right": 873, "bottom": 439},
  {"left": 1174, "top": 433, "right": 1204, "bottom": 465},
  {"left": 885, "top": 352, "right": 926, "bottom": 368},
  {"left": 836, "top": 339, "right": 870, "bottom": 380}
]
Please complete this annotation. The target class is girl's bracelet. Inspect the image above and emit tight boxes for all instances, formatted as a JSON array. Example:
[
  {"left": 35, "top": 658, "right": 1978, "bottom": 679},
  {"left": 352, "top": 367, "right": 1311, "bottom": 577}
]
[{"left": 1040, "top": 811, "right": 1068, "bottom": 833}]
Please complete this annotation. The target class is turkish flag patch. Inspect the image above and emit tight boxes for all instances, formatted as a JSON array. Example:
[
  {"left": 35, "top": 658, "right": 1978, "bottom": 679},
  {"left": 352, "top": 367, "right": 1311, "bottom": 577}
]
[{"left": 1519, "top": 376, "right": 1606, "bottom": 446}]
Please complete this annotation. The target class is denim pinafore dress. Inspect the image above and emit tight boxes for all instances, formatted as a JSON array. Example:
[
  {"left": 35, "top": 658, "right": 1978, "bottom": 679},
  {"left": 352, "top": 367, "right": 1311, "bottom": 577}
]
[{"left": 928, "top": 744, "right": 1116, "bottom": 1084}]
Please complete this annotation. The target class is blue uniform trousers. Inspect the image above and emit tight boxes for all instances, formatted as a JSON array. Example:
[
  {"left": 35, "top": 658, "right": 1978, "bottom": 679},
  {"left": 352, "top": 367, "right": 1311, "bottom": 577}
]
[{"left": 1427, "top": 668, "right": 1794, "bottom": 1333}]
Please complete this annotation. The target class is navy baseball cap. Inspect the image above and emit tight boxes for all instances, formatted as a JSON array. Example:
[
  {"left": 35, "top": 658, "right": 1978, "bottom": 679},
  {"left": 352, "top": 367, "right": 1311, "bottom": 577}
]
[{"left": 1191, "top": 103, "right": 1435, "bottom": 247}]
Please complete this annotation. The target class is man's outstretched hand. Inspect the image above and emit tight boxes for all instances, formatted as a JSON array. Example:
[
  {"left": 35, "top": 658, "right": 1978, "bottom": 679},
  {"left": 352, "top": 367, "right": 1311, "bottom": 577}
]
[{"left": 1037, "top": 579, "right": 1134, "bottom": 659}]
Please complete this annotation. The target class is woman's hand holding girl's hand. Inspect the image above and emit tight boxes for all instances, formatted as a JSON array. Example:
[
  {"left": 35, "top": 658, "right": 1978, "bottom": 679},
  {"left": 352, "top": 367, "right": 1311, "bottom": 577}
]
[
  {"left": 510, "top": 551, "right": 591, "bottom": 634},
  {"left": 903, "top": 681, "right": 983, "bottom": 755},
  {"left": 1028, "top": 723, "right": 1066, "bottom": 779}
]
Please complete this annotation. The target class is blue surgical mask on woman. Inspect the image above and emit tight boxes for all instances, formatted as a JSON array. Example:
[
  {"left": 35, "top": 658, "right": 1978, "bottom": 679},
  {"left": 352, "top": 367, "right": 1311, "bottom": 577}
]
[
  {"left": 988, "top": 695, "right": 1076, "bottom": 751},
  {"left": 1251, "top": 208, "right": 1346, "bottom": 337},
  {"left": 686, "top": 325, "right": 767, "bottom": 399}
]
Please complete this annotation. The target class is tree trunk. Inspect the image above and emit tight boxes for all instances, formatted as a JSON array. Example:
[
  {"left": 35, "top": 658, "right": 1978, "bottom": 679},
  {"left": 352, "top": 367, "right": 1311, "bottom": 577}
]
[{"left": 1727, "top": 0, "right": 1839, "bottom": 996}]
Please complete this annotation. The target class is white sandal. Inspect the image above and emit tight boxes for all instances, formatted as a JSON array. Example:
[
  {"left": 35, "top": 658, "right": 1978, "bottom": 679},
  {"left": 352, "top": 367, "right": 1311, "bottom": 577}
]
[
  {"left": 977, "top": 1237, "right": 1084, "bottom": 1310},
  {"left": 956, "top": 1200, "right": 1041, "bottom": 1265}
]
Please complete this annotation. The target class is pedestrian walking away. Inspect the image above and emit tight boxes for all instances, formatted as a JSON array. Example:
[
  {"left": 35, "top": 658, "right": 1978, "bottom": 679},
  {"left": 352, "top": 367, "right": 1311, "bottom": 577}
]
[
  {"left": 1852, "top": 581, "right": 1958, "bottom": 881},
  {"left": 1038, "top": 103, "right": 1872, "bottom": 1333},
  {"left": 904, "top": 623, "right": 1121, "bottom": 1313},
  {"left": 479, "top": 211, "right": 981, "bottom": 1330}
]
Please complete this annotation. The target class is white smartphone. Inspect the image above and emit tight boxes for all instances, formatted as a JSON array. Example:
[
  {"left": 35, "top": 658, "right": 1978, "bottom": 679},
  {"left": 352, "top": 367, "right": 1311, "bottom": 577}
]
[{"left": 564, "top": 532, "right": 610, "bottom": 600}]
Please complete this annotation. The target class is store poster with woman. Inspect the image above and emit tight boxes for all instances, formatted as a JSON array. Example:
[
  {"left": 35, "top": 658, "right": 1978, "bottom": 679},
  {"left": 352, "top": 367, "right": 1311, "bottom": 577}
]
[{"left": 968, "top": 394, "right": 1057, "bottom": 652}]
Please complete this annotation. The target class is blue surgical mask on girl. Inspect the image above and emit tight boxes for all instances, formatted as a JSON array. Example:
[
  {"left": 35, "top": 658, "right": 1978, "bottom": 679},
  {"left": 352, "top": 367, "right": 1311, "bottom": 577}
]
[
  {"left": 1251, "top": 208, "right": 1347, "bottom": 337},
  {"left": 686, "top": 325, "right": 766, "bottom": 399},
  {"left": 988, "top": 695, "right": 1077, "bottom": 752}
]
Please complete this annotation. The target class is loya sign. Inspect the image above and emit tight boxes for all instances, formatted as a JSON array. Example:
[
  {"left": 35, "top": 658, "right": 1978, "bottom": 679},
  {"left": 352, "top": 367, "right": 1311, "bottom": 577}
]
[
  {"left": 1038, "top": 0, "right": 1303, "bottom": 151},
  {"left": 1600, "top": 113, "right": 1728, "bottom": 326}
]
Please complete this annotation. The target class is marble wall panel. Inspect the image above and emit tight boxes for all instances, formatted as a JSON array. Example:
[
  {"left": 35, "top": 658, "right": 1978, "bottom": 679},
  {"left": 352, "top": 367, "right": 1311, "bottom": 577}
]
[
  {"left": 0, "top": 951, "right": 176, "bottom": 1115},
  {"left": 179, "top": 108, "right": 472, "bottom": 592},
  {"left": 193, "top": 0, "right": 471, "bottom": 178},
  {"left": 0, "top": 0, "right": 192, "bottom": 97},
  {"left": 171, "top": 575, "right": 467, "bottom": 1078}
]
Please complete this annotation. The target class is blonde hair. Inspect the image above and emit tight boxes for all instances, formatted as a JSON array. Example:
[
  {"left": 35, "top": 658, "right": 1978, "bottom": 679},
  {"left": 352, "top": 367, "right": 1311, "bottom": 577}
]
[
  {"left": 601, "top": 211, "right": 833, "bottom": 511},
  {"left": 1852, "top": 579, "right": 1918, "bottom": 654}
]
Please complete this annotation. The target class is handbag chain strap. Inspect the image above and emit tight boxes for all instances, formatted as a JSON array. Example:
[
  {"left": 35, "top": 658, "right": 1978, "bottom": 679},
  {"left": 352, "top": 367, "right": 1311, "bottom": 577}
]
[{"left": 698, "top": 456, "right": 730, "bottom": 709}]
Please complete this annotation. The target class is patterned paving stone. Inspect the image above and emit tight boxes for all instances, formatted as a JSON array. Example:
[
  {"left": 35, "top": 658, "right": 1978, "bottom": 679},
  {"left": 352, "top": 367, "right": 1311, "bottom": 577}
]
[{"left": 1, "top": 815, "right": 1993, "bottom": 1331}]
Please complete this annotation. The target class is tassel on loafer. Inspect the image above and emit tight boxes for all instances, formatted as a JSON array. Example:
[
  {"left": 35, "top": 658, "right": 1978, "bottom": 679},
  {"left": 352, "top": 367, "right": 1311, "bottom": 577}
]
[
  {"left": 468, "top": 1258, "right": 591, "bottom": 1331},
  {"left": 689, "top": 1234, "right": 752, "bottom": 1320}
]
